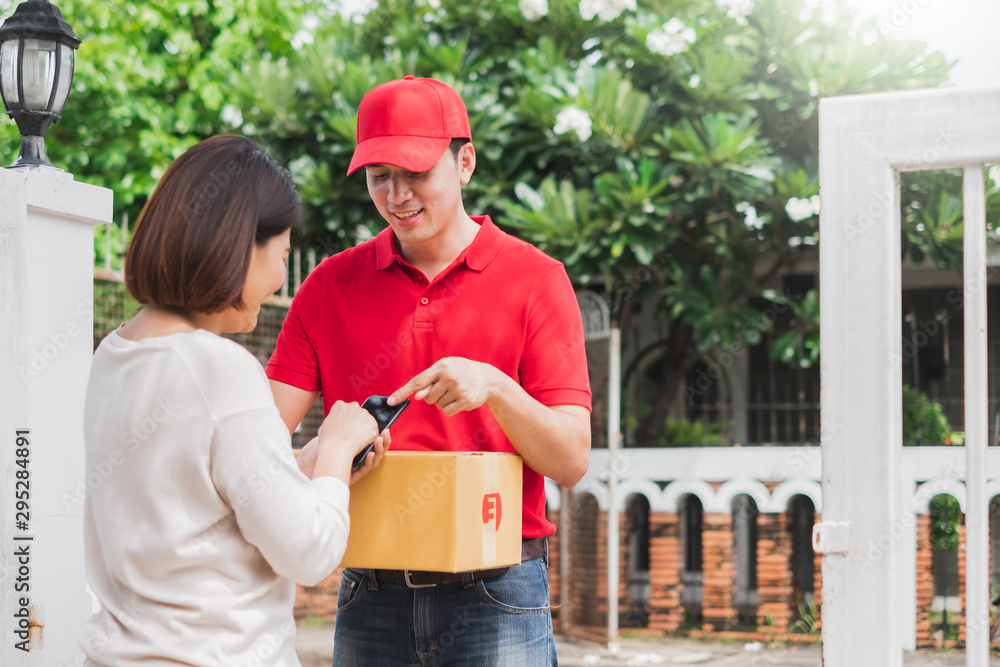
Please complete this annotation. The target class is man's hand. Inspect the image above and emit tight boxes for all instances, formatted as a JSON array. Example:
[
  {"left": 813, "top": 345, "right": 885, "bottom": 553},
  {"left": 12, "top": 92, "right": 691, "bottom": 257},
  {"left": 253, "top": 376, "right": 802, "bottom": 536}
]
[
  {"left": 389, "top": 356, "right": 590, "bottom": 486},
  {"left": 389, "top": 357, "right": 502, "bottom": 416}
]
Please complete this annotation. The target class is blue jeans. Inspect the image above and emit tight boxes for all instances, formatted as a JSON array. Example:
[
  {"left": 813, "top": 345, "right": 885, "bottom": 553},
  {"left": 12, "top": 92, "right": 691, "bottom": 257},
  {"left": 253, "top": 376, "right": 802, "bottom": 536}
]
[{"left": 332, "top": 555, "right": 557, "bottom": 666}]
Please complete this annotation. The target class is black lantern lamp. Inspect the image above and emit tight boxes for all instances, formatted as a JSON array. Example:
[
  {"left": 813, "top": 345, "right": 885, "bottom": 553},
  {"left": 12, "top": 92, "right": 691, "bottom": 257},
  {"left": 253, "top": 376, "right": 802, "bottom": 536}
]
[{"left": 0, "top": 0, "right": 80, "bottom": 169}]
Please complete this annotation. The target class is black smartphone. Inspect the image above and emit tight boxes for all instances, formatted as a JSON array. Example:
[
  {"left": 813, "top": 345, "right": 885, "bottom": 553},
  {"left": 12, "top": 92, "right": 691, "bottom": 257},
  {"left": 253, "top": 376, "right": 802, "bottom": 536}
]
[{"left": 352, "top": 395, "right": 409, "bottom": 469}]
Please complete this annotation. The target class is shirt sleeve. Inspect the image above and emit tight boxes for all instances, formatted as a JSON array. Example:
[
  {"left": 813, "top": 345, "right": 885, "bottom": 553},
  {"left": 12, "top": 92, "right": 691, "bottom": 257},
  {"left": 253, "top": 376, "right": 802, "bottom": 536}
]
[
  {"left": 519, "top": 263, "right": 593, "bottom": 410},
  {"left": 266, "top": 276, "right": 323, "bottom": 392},
  {"left": 209, "top": 407, "right": 349, "bottom": 586}
]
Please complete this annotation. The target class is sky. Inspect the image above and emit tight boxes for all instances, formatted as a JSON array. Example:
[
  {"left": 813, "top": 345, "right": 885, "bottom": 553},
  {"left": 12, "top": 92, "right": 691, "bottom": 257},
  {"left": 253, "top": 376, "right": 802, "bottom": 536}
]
[{"left": 844, "top": 0, "right": 1000, "bottom": 88}]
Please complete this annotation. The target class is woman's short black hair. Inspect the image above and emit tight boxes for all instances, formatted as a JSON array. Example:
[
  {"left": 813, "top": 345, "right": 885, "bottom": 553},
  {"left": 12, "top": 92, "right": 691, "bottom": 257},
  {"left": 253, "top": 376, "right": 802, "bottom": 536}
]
[{"left": 125, "top": 135, "right": 301, "bottom": 313}]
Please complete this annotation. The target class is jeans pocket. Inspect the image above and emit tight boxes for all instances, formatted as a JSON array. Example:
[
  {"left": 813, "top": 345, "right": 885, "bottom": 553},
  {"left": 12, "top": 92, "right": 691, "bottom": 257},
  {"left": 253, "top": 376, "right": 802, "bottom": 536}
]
[
  {"left": 476, "top": 561, "right": 550, "bottom": 615},
  {"left": 337, "top": 569, "right": 367, "bottom": 612}
]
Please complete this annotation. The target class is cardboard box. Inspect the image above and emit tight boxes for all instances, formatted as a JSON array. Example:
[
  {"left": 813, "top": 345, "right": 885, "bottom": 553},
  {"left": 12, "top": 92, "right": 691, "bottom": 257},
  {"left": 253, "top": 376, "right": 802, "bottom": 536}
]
[{"left": 340, "top": 451, "right": 522, "bottom": 572}]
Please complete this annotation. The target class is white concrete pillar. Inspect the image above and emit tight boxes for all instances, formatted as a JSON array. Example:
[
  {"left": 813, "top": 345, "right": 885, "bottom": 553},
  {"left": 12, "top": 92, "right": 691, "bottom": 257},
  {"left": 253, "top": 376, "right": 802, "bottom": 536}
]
[{"left": 1, "top": 166, "right": 112, "bottom": 665}]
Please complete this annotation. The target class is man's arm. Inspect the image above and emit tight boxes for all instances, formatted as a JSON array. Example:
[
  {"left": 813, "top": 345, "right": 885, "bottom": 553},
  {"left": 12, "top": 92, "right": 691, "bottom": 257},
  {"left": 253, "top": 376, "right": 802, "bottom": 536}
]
[
  {"left": 270, "top": 379, "right": 321, "bottom": 437},
  {"left": 389, "top": 357, "right": 591, "bottom": 487},
  {"left": 487, "top": 383, "right": 590, "bottom": 488}
]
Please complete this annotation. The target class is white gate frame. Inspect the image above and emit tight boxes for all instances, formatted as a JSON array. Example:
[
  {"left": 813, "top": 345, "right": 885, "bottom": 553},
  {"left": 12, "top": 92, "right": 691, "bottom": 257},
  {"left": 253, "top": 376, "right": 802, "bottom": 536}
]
[{"left": 817, "top": 85, "right": 1000, "bottom": 666}]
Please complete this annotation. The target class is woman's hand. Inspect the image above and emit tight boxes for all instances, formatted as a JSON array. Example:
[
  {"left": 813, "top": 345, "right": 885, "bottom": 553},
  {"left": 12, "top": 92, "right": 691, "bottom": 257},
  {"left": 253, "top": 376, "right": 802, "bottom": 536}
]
[
  {"left": 296, "top": 436, "right": 320, "bottom": 478},
  {"left": 319, "top": 401, "right": 380, "bottom": 451},
  {"left": 312, "top": 401, "right": 381, "bottom": 484},
  {"left": 350, "top": 430, "right": 391, "bottom": 485}
]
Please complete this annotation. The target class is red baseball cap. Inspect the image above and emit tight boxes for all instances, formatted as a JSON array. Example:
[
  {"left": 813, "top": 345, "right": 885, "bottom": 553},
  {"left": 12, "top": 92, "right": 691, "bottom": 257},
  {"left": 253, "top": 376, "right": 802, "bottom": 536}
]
[{"left": 347, "top": 75, "right": 472, "bottom": 176}]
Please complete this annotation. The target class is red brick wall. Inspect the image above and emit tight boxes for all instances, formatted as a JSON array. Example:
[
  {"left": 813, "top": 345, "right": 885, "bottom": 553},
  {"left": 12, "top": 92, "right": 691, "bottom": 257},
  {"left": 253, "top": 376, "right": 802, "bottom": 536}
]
[
  {"left": 648, "top": 511, "right": 683, "bottom": 632},
  {"left": 915, "top": 511, "right": 935, "bottom": 646},
  {"left": 757, "top": 512, "right": 792, "bottom": 632},
  {"left": 915, "top": 509, "right": 967, "bottom": 648},
  {"left": 293, "top": 500, "right": 834, "bottom": 646},
  {"left": 957, "top": 520, "right": 967, "bottom": 643},
  {"left": 701, "top": 513, "right": 737, "bottom": 630}
]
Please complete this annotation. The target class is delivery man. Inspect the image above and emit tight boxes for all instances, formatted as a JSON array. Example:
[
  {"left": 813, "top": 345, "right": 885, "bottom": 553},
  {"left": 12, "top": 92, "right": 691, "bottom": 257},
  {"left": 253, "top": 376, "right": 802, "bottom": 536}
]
[{"left": 266, "top": 75, "right": 592, "bottom": 666}]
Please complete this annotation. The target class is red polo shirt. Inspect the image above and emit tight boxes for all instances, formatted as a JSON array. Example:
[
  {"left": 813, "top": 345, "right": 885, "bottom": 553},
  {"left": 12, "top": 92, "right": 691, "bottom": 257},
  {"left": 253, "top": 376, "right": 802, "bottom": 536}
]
[{"left": 266, "top": 216, "right": 592, "bottom": 538}]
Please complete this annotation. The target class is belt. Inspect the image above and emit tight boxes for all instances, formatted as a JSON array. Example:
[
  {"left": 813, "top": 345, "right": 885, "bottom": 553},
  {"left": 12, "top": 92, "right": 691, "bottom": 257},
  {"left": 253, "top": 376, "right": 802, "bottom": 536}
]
[{"left": 373, "top": 537, "right": 547, "bottom": 588}]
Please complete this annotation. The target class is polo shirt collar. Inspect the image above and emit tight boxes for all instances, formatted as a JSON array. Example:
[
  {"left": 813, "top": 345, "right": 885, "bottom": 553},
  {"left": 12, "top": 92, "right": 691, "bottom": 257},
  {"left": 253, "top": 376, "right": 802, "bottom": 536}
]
[{"left": 374, "top": 215, "right": 504, "bottom": 273}]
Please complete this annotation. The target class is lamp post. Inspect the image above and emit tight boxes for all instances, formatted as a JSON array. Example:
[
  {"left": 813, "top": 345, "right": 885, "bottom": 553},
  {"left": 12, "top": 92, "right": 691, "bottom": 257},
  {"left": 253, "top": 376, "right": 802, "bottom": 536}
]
[{"left": 0, "top": 0, "right": 80, "bottom": 169}]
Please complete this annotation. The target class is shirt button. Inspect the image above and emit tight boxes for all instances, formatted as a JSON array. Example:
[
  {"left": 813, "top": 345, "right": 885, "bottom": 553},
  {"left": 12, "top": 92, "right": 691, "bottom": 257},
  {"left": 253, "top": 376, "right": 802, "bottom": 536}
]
[{"left": 420, "top": 297, "right": 429, "bottom": 305}]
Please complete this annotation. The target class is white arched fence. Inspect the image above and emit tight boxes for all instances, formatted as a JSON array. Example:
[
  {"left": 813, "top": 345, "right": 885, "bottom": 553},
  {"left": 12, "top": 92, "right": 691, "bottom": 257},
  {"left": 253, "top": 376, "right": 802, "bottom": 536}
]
[{"left": 549, "top": 444, "right": 1000, "bottom": 651}]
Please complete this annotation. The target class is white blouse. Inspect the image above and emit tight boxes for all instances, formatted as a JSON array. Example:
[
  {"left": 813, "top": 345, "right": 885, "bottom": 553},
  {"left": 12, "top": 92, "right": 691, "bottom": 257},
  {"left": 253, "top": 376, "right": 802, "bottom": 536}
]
[{"left": 81, "top": 329, "right": 347, "bottom": 666}]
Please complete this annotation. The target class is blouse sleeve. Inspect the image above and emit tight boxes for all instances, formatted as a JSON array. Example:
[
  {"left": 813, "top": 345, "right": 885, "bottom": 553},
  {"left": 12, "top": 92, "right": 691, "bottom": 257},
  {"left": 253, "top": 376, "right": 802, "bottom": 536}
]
[{"left": 209, "top": 407, "right": 349, "bottom": 586}]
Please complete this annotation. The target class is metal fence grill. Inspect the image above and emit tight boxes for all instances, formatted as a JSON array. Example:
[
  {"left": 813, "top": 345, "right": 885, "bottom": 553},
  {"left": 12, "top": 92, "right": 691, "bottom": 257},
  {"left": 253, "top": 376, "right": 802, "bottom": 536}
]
[
  {"left": 746, "top": 332, "right": 820, "bottom": 445},
  {"left": 568, "top": 493, "right": 605, "bottom": 631},
  {"left": 92, "top": 278, "right": 142, "bottom": 350}
]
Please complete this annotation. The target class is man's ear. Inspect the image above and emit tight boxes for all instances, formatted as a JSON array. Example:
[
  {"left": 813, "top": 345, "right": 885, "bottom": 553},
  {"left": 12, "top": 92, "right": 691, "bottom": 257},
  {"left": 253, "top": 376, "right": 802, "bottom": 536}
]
[{"left": 459, "top": 142, "right": 476, "bottom": 185}]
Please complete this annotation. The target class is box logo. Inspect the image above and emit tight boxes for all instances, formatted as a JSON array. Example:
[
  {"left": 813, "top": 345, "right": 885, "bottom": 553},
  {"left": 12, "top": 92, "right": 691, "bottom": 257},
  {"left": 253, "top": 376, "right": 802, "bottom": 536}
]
[{"left": 482, "top": 492, "right": 502, "bottom": 530}]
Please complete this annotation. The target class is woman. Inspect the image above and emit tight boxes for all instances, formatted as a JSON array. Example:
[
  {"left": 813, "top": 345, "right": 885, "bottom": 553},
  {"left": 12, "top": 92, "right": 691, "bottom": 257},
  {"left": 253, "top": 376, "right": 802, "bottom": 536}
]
[{"left": 80, "top": 136, "right": 385, "bottom": 665}]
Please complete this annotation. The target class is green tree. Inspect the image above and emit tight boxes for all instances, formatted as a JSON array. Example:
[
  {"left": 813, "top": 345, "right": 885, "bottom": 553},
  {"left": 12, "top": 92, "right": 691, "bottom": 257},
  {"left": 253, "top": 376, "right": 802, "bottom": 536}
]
[
  {"left": 901, "top": 385, "right": 952, "bottom": 446},
  {"left": 1, "top": 0, "right": 970, "bottom": 440},
  {"left": 232, "top": 0, "right": 952, "bottom": 440},
  {"left": 0, "top": 0, "right": 313, "bottom": 222}
]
